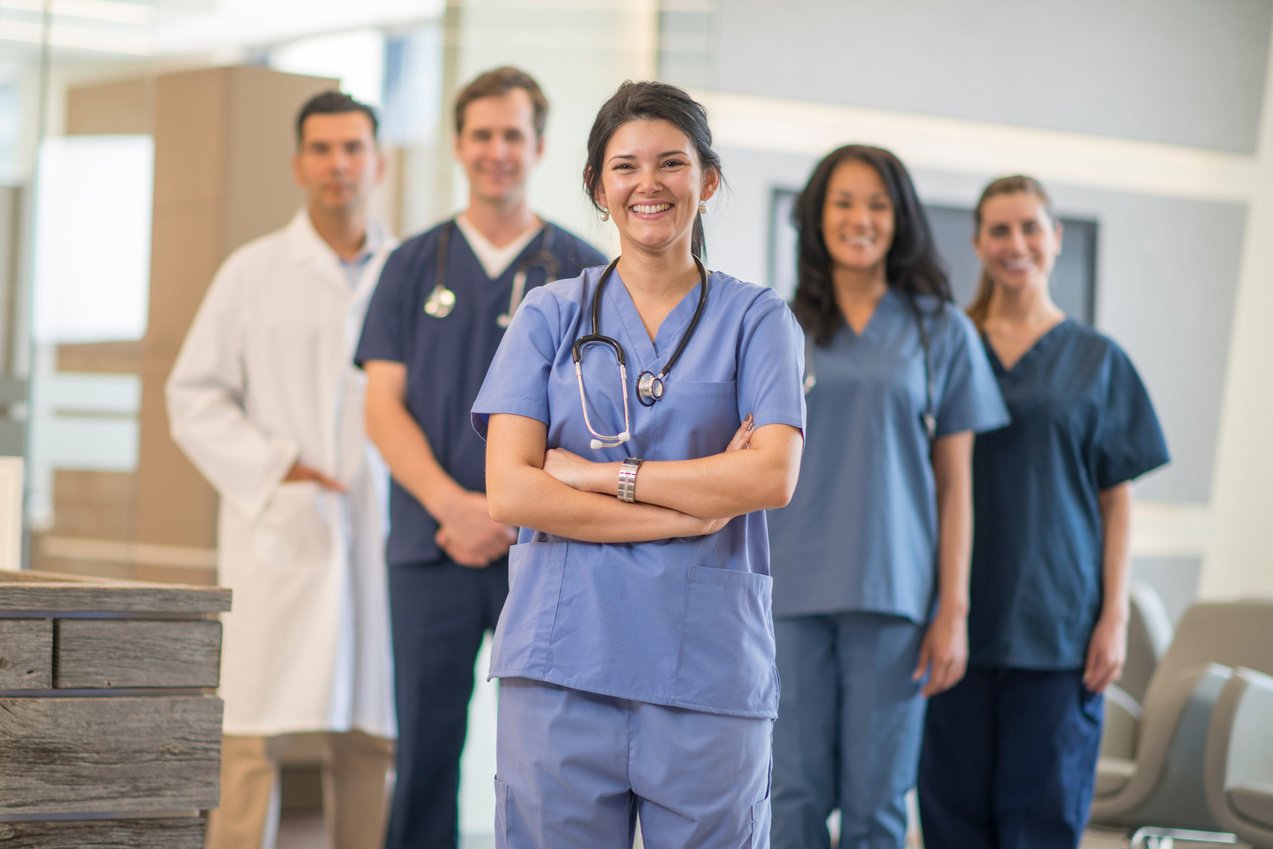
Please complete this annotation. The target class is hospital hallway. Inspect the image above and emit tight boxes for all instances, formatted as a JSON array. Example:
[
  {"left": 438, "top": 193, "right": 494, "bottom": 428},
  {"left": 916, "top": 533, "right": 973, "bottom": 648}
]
[{"left": 275, "top": 810, "right": 1251, "bottom": 848}]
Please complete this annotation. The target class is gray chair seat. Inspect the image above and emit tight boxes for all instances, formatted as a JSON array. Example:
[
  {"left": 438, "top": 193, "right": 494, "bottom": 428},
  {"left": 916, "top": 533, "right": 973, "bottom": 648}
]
[
  {"left": 1097, "top": 759, "right": 1136, "bottom": 796},
  {"left": 1206, "top": 667, "right": 1273, "bottom": 847},
  {"left": 1229, "top": 785, "right": 1273, "bottom": 824}
]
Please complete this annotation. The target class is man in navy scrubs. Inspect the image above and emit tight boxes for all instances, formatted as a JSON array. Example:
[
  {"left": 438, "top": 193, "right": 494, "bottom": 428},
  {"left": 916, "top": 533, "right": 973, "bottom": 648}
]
[{"left": 355, "top": 66, "right": 605, "bottom": 849}]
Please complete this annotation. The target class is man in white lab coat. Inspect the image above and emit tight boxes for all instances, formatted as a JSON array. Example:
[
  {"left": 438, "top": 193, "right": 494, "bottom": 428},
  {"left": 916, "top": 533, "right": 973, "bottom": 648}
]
[{"left": 167, "top": 91, "right": 396, "bottom": 849}]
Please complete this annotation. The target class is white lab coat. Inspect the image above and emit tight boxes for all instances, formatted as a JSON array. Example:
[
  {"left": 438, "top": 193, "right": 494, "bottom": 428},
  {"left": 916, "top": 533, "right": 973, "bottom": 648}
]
[{"left": 167, "top": 209, "right": 397, "bottom": 738}]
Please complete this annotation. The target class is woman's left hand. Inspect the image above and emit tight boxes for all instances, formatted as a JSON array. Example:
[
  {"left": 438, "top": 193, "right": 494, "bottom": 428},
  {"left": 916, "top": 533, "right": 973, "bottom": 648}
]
[
  {"left": 914, "top": 606, "right": 969, "bottom": 697},
  {"left": 1083, "top": 612, "right": 1127, "bottom": 693},
  {"left": 543, "top": 447, "right": 600, "bottom": 492}
]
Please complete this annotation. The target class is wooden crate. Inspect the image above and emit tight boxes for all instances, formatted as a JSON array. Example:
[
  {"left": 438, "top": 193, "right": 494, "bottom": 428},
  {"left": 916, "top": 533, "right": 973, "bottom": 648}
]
[{"left": 0, "top": 570, "right": 231, "bottom": 847}]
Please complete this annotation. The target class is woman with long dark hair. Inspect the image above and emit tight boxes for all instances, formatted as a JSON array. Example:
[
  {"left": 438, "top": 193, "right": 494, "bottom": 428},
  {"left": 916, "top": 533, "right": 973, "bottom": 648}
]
[
  {"left": 767, "top": 145, "right": 1007, "bottom": 849},
  {"left": 472, "top": 80, "right": 806, "bottom": 849},
  {"left": 918, "top": 175, "right": 1168, "bottom": 849}
]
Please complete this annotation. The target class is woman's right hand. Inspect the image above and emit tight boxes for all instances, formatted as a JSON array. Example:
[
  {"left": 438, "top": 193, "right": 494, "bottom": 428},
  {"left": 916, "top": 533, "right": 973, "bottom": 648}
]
[{"left": 725, "top": 413, "right": 755, "bottom": 452}]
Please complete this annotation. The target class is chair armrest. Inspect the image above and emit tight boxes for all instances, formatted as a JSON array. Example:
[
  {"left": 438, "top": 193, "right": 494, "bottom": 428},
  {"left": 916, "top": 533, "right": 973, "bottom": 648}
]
[
  {"left": 1206, "top": 666, "right": 1273, "bottom": 824},
  {"left": 1101, "top": 684, "right": 1143, "bottom": 761},
  {"left": 1091, "top": 661, "right": 1233, "bottom": 825}
]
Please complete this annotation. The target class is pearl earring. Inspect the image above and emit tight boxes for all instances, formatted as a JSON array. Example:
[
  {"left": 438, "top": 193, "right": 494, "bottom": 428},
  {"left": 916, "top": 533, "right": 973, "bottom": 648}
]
[
  {"left": 600, "top": 208, "right": 610, "bottom": 222},
  {"left": 698, "top": 200, "right": 709, "bottom": 215}
]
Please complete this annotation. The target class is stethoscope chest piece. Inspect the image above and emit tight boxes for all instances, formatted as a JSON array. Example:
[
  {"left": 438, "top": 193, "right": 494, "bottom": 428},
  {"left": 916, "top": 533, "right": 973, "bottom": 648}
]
[
  {"left": 424, "top": 284, "right": 456, "bottom": 318},
  {"left": 637, "top": 371, "right": 665, "bottom": 406}
]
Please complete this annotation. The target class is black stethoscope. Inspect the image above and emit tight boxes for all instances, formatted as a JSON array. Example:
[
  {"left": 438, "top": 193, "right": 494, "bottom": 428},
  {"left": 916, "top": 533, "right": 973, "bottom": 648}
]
[
  {"left": 572, "top": 256, "right": 709, "bottom": 450},
  {"left": 802, "top": 292, "right": 936, "bottom": 442},
  {"left": 423, "top": 221, "right": 559, "bottom": 328}
]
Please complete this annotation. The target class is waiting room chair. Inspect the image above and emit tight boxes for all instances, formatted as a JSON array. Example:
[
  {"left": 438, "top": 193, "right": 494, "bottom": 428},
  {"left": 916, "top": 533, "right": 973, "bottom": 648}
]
[
  {"left": 1122, "top": 582, "right": 1175, "bottom": 705},
  {"left": 1090, "top": 600, "right": 1273, "bottom": 847},
  {"left": 1204, "top": 666, "right": 1273, "bottom": 848}
]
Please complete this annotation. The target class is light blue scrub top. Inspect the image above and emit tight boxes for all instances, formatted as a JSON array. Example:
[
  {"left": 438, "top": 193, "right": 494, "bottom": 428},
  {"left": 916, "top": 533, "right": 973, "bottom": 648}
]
[
  {"left": 766, "top": 290, "right": 1008, "bottom": 622},
  {"left": 472, "top": 266, "right": 806, "bottom": 719}
]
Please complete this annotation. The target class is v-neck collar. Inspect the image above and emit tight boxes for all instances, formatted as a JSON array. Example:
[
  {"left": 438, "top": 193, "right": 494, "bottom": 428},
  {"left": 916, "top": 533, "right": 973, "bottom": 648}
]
[
  {"left": 983, "top": 316, "right": 1071, "bottom": 375},
  {"left": 605, "top": 265, "right": 707, "bottom": 367},
  {"left": 450, "top": 218, "right": 544, "bottom": 285},
  {"left": 840, "top": 287, "right": 895, "bottom": 340}
]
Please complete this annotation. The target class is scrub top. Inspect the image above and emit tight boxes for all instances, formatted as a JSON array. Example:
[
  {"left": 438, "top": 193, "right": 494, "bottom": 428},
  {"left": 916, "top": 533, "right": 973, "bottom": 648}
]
[
  {"left": 471, "top": 266, "right": 806, "bottom": 719},
  {"left": 968, "top": 318, "right": 1169, "bottom": 669},
  {"left": 767, "top": 290, "right": 1008, "bottom": 622},
  {"left": 355, "top": 219, "right": 605, "bottom": 567}
]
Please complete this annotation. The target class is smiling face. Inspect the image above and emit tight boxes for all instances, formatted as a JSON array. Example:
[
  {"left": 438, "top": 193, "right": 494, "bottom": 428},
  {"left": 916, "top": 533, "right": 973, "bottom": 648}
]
[
  {"left": 454, "top": 88, "right": 544, "bottom": 208},
  {"left": 974, "top": 190, "right": 1063, "bottom": 293},
  {"left": 821, "top": 158, "right": 895, "bottom": 278},
  {"left": 594, "top": 118, "right": 719, "bottom": 258},
  {"left": 293, "top": 111, "right": 382, "bottom": 215}
]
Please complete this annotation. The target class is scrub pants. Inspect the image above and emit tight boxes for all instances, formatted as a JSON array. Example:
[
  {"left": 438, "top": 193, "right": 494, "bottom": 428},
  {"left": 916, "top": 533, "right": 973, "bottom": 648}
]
[
  {"left": 495, "top": 677, "right": 773, "bottom": 849},
  {"left": 384, "top": 556, "right": 509, "bottom": 849},
  {"left": 771, "top": 612, "right": 925, "bottom": 849},
  {"left": 918, "top": 667, "right": 1103, "bottom": 849}
]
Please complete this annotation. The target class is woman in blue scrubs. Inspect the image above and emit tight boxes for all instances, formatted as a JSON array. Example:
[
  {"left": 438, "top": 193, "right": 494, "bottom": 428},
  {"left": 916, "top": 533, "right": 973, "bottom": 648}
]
[
  {"left": 767, "top": 145, "right": 1008, "bottom": 849},
  {"left": 471, "top": 81, "right": 806, "bottom": 849},
  {"left": 917, "top": 175, "right": 1169, "bottom": 849}
]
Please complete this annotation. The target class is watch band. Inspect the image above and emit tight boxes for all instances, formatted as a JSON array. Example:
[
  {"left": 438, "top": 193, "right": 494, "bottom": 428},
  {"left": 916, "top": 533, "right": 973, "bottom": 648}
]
[{"left": 617, "top": 457, "right": 643, "bottom": 503}]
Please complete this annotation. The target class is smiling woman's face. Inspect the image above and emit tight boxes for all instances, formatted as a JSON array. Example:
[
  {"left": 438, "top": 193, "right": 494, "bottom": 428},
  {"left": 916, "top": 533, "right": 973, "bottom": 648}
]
[{"left": 596, "top": 118, "right": 718, "bottom": 258}]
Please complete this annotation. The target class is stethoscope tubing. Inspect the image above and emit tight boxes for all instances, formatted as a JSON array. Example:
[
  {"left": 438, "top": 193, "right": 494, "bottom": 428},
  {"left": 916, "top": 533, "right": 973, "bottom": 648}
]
[
  {"left": 423, "top": 220, "right": 559, "bottom": 324},
  {"left": 572, "top": 256, "right": 709, "bottom": 448}
]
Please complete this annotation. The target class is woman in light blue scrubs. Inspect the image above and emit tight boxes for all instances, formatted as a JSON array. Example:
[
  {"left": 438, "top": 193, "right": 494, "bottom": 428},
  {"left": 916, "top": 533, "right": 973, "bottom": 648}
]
[
  {"left": 471, "top": 81, "right": 806, "bottom": 849},
  {"left": 767, "top": 145, "right": 1008, "bottom": 849},
  {"left": 918, "top": 175, "right": 1169, "bottom": 849}
]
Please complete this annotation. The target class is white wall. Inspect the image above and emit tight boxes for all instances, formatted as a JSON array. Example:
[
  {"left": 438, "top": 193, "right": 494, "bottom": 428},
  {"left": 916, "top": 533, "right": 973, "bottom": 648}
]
[{"left": 1203, "top": 26, "right": 1273, "bottom": 599}]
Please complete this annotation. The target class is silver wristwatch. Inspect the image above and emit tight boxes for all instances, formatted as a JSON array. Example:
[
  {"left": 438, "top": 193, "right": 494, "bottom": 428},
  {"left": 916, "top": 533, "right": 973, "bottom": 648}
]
[{"left": 617, "top": 457, "right": 643, "bottom": 503}]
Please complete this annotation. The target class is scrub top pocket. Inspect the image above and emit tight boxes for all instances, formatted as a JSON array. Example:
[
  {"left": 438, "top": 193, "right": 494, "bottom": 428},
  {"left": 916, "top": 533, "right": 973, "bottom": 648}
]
[
  {"left": 660, "top": 380, "right": 738, "bottom": 460},
  {"left": 677, "top": 565, "right": 778, "bottom": 716},
  {"left": 545, "top": 550, "right": 687, "bottom": 701}
]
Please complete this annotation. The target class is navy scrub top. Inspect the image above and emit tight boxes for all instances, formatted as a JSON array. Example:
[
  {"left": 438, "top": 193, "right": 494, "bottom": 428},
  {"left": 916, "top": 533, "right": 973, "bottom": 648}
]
[
  {"left": 767, "top": 290, "right": 1009, "bottom": 622},
  {"left": 355, "top": 219, "right": 606, "bottom": 567},
  {"left": 471, "top": 268, "right": 806, "bottom": 718},
  {"left": 968, "top": 318, "right": 1169, "bottom": 669}
]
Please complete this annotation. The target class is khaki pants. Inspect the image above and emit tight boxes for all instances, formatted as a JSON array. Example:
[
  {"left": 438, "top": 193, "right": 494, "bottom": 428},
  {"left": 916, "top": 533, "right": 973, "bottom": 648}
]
[{"left": 207, "top": 731, "right": 394, "bottom": 849}]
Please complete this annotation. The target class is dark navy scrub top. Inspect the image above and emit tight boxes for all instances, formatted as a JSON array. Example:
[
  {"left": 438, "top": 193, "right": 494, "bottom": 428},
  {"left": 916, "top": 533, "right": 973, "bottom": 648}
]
[
  {"left": 355, "top": 219, "right": 605, "bottom": 567},
  {"left": 968, "top": 318, "right": 1169, "bottom": 669},
  {"left": 767, "top": 290, "right": 1009, "bottom": 622}
]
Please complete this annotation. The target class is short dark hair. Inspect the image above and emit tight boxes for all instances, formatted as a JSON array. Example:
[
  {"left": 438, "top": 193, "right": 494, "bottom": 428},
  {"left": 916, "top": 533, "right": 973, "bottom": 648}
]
[
  {"left": 582, "top": 80, "right": 723, "bottom": 259},
  {"left": 454, "top": 66, "right": 549, "bottom": 139},
  {"left": 295, "top": 91, "right": 379, "bottom": 147},
  {"left": 792, "top": 144, "right": 951, "bottom": 344}
]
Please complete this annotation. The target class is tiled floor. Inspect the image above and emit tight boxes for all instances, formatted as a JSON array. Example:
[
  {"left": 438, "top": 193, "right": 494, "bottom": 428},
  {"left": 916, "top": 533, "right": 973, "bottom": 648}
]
[{"left": 276, "top": 811, "right": 1249, "bottom": 848}]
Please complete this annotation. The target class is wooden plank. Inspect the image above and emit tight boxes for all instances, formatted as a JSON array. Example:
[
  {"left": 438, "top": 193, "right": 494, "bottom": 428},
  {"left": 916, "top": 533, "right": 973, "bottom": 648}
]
[
  {"left": 0, "top": 620, "right": 52, "bottom": 689},
  {"left": 0, "top": 817, "right": 204, "bottom": 849},
  {"left": 0, "top": 571, "right": 229, "bottom": 614},
  {"left": 56, "top": 620, "right": 221, "bottom": 689},
  {"left": 0, "top": 696, "right": 221, "bottom": 815}
]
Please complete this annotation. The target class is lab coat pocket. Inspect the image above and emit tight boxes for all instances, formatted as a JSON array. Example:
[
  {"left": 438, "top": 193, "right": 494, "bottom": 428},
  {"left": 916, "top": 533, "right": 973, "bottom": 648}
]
[
  {"left": 251, "top": 481, "right": 333, "bottom": 568},
  {"left": 677, "top": 565, "right": 778, "bottom": 715}
]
